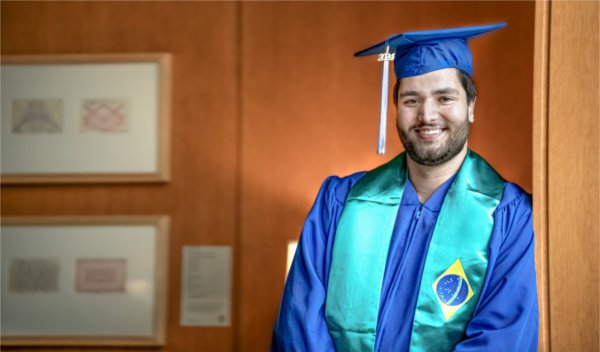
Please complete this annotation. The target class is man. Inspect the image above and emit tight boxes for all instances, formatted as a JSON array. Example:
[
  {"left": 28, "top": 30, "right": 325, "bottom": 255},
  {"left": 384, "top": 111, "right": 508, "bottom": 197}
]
[{"left": 272, "top": 23, "right": 538, "bottom": 351}]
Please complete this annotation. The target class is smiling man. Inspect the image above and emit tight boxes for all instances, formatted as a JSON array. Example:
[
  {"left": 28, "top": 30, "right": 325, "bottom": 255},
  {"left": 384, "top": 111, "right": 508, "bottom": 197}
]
[{"left": 272, "top": 24, "right": 538, "bottom": 351}]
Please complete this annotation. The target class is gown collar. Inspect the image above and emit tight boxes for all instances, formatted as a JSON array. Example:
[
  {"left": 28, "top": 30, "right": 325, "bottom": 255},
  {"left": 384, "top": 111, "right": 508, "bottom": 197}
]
[{"left": 401, "top": 174, "right": 457, "bottom": 211}]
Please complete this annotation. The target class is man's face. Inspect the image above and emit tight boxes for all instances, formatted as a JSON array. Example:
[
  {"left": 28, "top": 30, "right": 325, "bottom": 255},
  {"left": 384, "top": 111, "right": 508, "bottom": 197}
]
[{"left": 395, "top": 68, "right": 475, "bottom": 167}]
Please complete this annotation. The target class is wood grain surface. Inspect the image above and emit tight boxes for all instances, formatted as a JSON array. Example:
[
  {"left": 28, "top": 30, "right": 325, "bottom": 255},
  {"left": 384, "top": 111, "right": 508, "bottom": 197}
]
[
  {"left": 2, "top": 1, "right": 537, "bottom": 351},
  {"left": 2, "top": 2, "right": 238, "bottom": 351},
  {"left": 239, "top": 2, "right": 534, "bottom": 350},
  {"left": 547, "top": 1, "right": 599, "bottom": 351}
]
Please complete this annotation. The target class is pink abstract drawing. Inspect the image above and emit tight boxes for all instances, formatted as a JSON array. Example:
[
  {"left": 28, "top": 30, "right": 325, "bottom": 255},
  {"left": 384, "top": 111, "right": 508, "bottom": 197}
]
[
  {"left": 75, "top": 258, "right": 127, "bottom": 293},
  {"left": 81, "top": 99, "right": 129, "bottom": 133}
]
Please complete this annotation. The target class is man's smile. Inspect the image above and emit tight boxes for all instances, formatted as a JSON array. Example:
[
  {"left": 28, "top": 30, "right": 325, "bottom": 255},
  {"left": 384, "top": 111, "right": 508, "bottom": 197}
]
[{"left": 413, "top": 127, "right": 447, "bottom": 140}]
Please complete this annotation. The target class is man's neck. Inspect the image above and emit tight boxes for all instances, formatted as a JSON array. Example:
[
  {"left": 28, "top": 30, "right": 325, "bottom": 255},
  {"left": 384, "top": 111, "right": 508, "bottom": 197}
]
[{"left": 407, "top": 146, "right": 468, "bottom": 203}]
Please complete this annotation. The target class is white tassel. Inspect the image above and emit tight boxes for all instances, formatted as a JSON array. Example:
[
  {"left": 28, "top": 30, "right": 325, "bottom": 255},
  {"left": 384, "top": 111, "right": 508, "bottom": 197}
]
[{"left": 377, "top": 45, "right": 393, "bottom": 155}]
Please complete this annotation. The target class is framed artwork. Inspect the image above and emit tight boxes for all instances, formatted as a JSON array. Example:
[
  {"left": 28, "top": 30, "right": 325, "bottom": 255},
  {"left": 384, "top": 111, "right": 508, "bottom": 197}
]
[
  {"left": 1, "top": 54, "right": 171, "bottom": 184},
  {"left": 0, "top": 216, "right": 169, "bottom": 346}
]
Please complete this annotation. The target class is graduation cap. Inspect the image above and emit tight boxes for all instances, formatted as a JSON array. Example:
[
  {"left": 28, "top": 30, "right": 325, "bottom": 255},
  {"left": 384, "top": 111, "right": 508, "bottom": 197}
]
[{"left": 354, "top": 23, "right": 506, "bottom": 154}]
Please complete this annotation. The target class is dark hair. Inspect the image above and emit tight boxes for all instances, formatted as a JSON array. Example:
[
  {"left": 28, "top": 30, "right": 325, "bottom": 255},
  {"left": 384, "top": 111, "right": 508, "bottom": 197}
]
[{"left": 392, "top": 69, "right": 477, "bottom": 106}]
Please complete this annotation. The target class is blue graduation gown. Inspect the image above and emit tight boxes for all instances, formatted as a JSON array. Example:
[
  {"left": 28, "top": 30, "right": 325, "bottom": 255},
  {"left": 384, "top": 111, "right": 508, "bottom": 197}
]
[{"left": 272, "top": 171, "right": 538, "bottom": 351}]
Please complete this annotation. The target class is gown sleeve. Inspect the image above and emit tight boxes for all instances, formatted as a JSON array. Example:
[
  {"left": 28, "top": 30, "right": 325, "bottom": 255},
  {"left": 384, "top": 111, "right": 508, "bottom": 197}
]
[
  {"left": 453, "top": 184, "right": 539, "bottom": 351},
  {"left": 271, "top": 175, "right": 362, "bottom": 352}
]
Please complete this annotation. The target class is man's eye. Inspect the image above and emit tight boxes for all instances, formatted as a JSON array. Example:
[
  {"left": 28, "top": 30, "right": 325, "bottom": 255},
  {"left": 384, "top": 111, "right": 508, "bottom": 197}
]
[
  {"left": 404, "top": 99, "right": 419, "bottom": 106},
  {"left": 439, "top": 96, "right": 455, "bottom": 103}
]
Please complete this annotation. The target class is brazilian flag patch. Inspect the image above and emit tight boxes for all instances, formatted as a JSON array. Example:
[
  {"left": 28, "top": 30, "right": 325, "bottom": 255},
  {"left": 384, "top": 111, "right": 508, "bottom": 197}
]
[{"left": 431, "top": 259, "right": 474, "bottom": 321}]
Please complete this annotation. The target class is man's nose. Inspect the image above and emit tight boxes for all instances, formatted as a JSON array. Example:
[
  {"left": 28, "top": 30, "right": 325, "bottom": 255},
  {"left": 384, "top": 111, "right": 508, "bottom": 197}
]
[{"left": 417, "top": 99, "right": 438, "bottom": 123}]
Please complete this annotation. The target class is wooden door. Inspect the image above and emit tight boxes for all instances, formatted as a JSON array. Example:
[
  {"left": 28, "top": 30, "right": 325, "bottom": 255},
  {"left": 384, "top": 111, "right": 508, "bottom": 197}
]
[{"left": 533, "top": 1, "right": 599, "bottom": 351}]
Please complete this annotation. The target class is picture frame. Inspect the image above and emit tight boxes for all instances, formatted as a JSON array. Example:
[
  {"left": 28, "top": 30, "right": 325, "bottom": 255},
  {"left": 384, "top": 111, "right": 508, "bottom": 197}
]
[
  {"left": 0, "top": 216, "right": 169, "bottom": 346},
  {"left": 1, "top": 54, "right": 171, "bottom": 184}
]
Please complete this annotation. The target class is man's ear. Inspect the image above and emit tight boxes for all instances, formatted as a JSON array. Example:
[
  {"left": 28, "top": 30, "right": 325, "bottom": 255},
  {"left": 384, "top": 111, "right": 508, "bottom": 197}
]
[{"left": 468, "top": 97, "right": 476, "bottom": 123}]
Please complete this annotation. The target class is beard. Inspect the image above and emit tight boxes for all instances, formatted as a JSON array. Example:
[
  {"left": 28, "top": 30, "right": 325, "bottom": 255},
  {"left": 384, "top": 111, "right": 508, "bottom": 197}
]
[{"left": 398, "top": 116, "right": 470, "bottom": 167}]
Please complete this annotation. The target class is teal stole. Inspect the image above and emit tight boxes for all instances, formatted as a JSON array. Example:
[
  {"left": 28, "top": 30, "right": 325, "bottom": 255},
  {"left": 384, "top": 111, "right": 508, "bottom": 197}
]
[{"left": 324, "top": 151, "right": 504, "bottom": 351}]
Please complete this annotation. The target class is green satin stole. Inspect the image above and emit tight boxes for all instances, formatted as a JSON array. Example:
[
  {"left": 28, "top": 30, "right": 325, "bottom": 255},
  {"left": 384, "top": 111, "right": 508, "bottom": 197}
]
[{"left": 324, "top": 151, "right": 504, "bottom": 351}]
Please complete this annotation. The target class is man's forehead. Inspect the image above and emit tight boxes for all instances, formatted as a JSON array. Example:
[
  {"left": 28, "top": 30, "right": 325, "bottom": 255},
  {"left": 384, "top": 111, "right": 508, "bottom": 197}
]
[{"left": 398, "top": 69, "right": 463, "bottom": 94}]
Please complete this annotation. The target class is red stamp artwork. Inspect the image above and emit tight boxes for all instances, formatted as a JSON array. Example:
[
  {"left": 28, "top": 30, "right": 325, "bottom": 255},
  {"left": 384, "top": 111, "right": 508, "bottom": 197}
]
[
  {"left": 75, "top": 258, "right": 127, "bottom": 293},
  {"left": 81, "top": 99, "right": 129, "bottom": 133}
]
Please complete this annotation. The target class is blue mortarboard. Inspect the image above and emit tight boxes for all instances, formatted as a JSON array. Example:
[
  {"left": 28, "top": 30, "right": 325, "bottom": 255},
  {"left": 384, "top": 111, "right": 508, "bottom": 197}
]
[{"left": 354, "top": 23, "right": 506, "bottom": 154}]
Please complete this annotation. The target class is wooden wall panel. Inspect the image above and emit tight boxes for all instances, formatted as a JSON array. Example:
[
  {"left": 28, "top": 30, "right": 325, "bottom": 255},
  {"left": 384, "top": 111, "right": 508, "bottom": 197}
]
[
  {"left": 239, "top": 2, "right": 535, "bottom": 350},
  {"left": 533, "top": 1, "right": 551, "bottom": 350},
  {"left": 2, "top": 1, "right": 539, "bottom": 351},
  {"left": 547, "top": 1, "right": 599, "bottom": 351},
  {"left": 1, "top": 2, "right": 238, "bottom": 351}
]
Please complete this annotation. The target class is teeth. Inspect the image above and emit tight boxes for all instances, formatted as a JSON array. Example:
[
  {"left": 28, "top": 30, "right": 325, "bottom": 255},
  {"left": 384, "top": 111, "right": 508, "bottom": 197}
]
[{"left": 419, "top": 129, "right": 442, "bottom": 135}]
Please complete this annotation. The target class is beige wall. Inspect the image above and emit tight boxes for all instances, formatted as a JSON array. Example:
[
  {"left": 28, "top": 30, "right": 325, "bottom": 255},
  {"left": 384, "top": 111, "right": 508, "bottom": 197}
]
[{"left": 2, "top": 2, "right": 535, "bottom": 351}]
